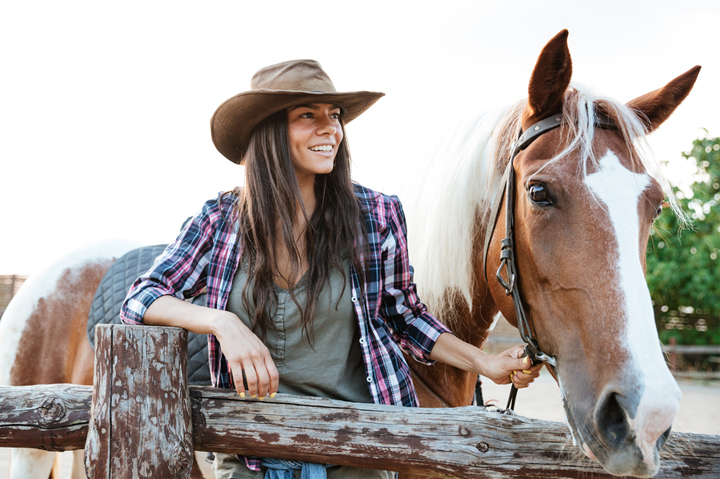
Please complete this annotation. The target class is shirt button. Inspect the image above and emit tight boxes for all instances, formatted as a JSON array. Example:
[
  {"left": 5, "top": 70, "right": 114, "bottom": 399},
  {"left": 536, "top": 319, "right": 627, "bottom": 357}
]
[
  {"left": 351, "top": 296, "right": 358, "bottom": 302},
  {"left": 366, "top": 376, "right": 372, "bottom": 383},
  {"left": 359, "top": 338, "right": 365, "bottom": 345}
]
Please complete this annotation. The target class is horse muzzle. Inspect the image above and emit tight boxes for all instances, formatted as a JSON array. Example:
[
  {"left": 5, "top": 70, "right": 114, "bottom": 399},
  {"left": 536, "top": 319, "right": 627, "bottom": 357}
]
[{"left": 577, "top": 381, "right": 680, "bottom": 477}]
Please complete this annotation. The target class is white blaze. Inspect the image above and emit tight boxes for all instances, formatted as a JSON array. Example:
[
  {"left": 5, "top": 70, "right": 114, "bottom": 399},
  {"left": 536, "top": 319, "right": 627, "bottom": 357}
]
[{"left": 585, "top": 152, "right": 680, "bottom": 468}]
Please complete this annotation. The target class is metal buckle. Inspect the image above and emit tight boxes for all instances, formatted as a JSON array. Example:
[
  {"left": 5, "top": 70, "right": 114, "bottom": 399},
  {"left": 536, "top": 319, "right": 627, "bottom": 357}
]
[{"left": 496, "top": 258, "right": 514, "bottom": 294}]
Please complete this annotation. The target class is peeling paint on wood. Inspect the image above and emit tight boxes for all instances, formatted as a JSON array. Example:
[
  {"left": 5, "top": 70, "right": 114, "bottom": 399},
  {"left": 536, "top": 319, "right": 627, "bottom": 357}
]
[
  {"left": 190, "top": 388, "right": 720, "bottom": 479},
  {"left": 0, "top": 383, "right": 90, "bottom": 451},
  {"left": 0, "top": 324, "right": 718, "bottom": 478},
  {"left": 84, "top": 325, "right": 194, "bottom": 478}
]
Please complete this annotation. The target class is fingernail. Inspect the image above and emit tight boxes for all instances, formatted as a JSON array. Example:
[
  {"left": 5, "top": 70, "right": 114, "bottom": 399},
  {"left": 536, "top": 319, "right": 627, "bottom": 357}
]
[
  {"left": 240, "top": 392, "right": 245, "bottom": 398},
  {"left": 270, "top": 392, "right": 276, "bottom": 398},
  {"left": 523, "top": 357, "right": 529, "bottom": 365},
  {"left": 252, "top": 395, "right": 257, "bottom": 398},
  {"left": 259, "top": 396, "right": 265, "bottom": 400},
  {"left": 523, "top": 370, "right": 532, "bottom": 374}
]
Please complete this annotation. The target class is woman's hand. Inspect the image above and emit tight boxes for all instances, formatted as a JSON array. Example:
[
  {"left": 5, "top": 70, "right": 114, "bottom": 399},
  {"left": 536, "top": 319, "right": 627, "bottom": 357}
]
[
  {"left": 429, "top": 333, "right": 542, "bottom": 389},
  {"left": 481, "top": 344, "right": 542, "bottom": 388},
  {"left": 144, "top": 295, "right": 279, "bottom": 399},
  {"left": 212, "top": 311, "right": 280, "bottom": 399}
]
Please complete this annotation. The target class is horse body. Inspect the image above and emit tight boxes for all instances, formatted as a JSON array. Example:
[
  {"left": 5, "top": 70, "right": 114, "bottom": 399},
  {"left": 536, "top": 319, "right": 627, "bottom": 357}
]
[
  {"left": 0, "top": 240, "right": 140, "bottom": 478},
  {"left": 405, "top": 30, "right": 698, "bottom": 477}
]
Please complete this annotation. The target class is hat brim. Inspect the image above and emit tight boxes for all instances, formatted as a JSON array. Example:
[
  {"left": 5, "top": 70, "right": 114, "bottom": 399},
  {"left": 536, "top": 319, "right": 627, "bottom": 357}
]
[{"left": 211, "top": 89, "right": 385, "bottom": 164}]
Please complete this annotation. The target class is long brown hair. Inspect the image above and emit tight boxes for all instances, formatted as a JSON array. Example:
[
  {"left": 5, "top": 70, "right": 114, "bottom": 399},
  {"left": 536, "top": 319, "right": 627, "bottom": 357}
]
[{"left": 232, "top": 109, "right": 366, "bottom": 343}]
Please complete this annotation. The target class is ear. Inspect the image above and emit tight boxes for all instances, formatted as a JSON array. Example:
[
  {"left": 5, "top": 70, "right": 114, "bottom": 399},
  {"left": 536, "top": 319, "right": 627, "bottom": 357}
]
[
  {"left": 523, "top": 29, "right": 573, "bottom": 127},
  {"left": 627, "top": 66, "right": 701, "bottom": 132}
]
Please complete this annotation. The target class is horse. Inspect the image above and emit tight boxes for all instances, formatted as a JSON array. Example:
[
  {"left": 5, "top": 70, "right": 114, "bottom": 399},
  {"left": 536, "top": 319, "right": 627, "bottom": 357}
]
[
  {"left": 0, "top": 240, "right": 140, "bottom": 478},
  {"left": 0, "top": 239, "right": 213, "bottom": 479},
  {"left": 0, "top": 30, "right": 699, "bottom": 478},
  {"left": 403, "top": 30, "right": 699, "bottom": 477}
]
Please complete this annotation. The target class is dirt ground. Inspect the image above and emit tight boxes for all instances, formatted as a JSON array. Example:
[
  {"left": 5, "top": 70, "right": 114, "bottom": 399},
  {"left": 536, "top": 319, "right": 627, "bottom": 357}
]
[{"left": 1, "top": 372, "right": 718, "bottom": 478}]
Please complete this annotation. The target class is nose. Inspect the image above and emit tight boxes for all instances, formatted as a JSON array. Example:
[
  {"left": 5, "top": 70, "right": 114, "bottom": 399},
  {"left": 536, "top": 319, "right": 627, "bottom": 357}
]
[
  {"left": 594, "top": 389, "right": 636, "bottom": 451},
  {"left": 593, "top": 383, "right": 679, "bottom": 477},
  {"left": 316, "top": 116, "right": 338, "bottom": 136}
]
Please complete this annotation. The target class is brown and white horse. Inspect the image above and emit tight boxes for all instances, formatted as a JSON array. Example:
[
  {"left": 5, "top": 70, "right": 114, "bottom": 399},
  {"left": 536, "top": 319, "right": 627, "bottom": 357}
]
[
  {"left": 404, "top": 30, "right": 699, "bottom": 477},
  {"left": 0, "top": 31, "right": 699, "bottom": 478},
  {"left": 0, "top": 240, "right": 140, "bottom": 478}
]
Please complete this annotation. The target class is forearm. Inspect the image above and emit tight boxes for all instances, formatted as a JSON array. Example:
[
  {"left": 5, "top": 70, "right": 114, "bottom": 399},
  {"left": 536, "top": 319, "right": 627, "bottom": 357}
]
[
  {"left": 145, "top": 295, "right": 279, "bottom": 398},
  {"left": 143, "top": 295, "right": 228, "bottom": 336},
  {"left": 429, "top": 332, "right": 541, "bottom": 388},
  {"left": 428, "top": 332, "right": 489, "bottom": 375}
]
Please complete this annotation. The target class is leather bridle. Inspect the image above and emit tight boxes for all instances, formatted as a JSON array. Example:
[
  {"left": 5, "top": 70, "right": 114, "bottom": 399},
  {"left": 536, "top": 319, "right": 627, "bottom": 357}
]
[{"left": 481, "top": 112, "right": 617, "bottom": 410}]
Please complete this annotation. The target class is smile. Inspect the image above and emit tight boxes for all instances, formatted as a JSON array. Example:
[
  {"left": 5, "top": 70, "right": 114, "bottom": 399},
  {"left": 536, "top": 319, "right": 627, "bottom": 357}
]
[{"left": 309, "top": 145, "right": 333, "bottom": 152}]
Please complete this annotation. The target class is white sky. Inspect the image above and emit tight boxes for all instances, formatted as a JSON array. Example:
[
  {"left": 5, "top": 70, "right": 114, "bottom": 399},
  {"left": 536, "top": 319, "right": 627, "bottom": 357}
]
[{"left": 1, "top": 0, "right": 718, "bottom": 275}]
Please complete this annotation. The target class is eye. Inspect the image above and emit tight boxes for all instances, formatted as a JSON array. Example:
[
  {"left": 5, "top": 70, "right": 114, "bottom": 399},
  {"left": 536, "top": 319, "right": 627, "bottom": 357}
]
[
  {"left": 528, "top": 183, "right": 553, "bottom": 206},
  {"left": 654, "top": 201, "right": 668, "bottom": 220}
]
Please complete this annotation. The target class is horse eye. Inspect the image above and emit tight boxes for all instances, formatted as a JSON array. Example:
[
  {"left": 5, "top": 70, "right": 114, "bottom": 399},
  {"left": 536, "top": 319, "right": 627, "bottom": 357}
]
[
  {"left": 654, "top": 206, "right": 663, "bottom": 220},
  {"left": 529, "top": 184, "right": 552, "bottom": 206}
]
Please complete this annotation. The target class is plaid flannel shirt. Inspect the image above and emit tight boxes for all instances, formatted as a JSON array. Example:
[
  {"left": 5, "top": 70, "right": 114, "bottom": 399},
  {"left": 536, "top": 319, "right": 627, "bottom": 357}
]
[{"left": 121, "top": 184, "right": 451, "bottom": 471}]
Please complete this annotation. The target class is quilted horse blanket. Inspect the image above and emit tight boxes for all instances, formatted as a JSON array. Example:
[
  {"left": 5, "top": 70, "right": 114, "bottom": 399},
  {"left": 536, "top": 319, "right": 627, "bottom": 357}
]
[{"left": 87, "top": 244, "right": 211, "bottom": 385}]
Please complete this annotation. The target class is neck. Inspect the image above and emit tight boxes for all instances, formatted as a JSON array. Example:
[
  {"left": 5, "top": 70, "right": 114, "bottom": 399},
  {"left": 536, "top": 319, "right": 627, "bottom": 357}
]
[{"left": 296, "top": 172, "right": 317, "bottom": 219}]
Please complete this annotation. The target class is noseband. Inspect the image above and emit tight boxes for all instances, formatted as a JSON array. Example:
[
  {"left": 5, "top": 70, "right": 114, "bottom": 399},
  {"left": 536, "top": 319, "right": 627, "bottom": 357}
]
[{"left": 481, "top": 112, "right": 616, "bottom": 410}]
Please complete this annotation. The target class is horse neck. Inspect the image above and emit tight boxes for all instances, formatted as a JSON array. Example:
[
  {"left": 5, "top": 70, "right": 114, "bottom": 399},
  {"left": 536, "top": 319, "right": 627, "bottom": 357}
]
[{"left": 409, "top": 233, "right": 501, "bottom": 408}]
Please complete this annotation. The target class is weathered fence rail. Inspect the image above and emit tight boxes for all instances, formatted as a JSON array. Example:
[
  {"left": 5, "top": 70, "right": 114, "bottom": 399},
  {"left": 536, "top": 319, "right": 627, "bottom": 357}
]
[
  {"left": 2, "top": 384, "right": 719, "bottom": 478},
  {"left": 1, "top": 324, "right": 719, "bottom": 478}
]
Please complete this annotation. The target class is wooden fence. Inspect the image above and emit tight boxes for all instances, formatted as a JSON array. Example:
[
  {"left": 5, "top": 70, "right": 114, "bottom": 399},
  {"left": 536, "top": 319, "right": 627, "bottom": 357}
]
[
  {"left": 0, "top": 324, "right": 718, "bottom": 478},
  {"left": 0, "top": 275, "right": 27, "bottom": 319}
]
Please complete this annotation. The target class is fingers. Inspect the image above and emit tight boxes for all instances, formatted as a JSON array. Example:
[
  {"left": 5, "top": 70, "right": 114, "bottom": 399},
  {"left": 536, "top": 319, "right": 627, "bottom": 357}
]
[
  {"left": 511, "top": 363, "right": 542, "bottom": 389},
  {"left": 266, "top": 355, "right": 280, "bottom": 396},
  {"left": 216, "top": 315, "right": 279, "bottom": 399},
  {"left": 239, "top": 350, "right": 273, "bottom": 399}
]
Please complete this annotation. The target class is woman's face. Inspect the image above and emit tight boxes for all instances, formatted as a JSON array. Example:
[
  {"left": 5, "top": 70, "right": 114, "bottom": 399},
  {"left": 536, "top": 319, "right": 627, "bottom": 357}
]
[{"left": 286, "top": 103, "right": 343, "bottom": 181}]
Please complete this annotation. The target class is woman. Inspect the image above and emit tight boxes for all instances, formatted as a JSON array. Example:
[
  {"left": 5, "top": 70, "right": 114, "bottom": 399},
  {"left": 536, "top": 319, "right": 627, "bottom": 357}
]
[{"left": 121, "top": 59, "right": 541, "bottom": 479}]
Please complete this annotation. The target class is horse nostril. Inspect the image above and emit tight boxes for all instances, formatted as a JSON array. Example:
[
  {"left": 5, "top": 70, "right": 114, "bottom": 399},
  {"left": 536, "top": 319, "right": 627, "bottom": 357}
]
[
  {"left": 595, "top": 391, "right": 631, "bottom": 449},
  {"left": 656, "top": 426, "right": 671, "bottom": 450}
]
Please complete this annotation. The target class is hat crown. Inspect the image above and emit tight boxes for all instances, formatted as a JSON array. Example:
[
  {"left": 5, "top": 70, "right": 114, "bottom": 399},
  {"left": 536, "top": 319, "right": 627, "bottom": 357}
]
[{"left": 250, "top": 59, "right": 338, "bottom": 93}]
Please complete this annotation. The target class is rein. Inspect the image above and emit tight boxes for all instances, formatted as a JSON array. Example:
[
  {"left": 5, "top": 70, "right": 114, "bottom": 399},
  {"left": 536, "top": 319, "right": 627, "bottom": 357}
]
[{"left": 481, "top": 112, "right": 617, "bottom": 411}]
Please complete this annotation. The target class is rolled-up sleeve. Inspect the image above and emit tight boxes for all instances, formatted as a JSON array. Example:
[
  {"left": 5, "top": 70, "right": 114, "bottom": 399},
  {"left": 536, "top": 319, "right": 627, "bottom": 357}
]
[
  {"left": 379, "top": 195, "right": 452, "bottom": 364},
  {"left": 120, "top": 198, "right": 219, "bottom": 325}
]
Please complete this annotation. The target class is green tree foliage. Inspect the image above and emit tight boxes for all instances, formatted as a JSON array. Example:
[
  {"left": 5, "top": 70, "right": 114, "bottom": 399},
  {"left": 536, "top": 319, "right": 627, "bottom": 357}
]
[{"left": 646, "top": 133, "right": 720, "bottom": 346}]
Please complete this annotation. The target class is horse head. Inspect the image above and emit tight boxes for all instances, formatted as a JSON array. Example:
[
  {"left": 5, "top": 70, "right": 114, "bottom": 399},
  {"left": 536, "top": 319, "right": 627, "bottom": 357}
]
[{"left": 486, "top": 30, "right": 700, "bottom": 477}]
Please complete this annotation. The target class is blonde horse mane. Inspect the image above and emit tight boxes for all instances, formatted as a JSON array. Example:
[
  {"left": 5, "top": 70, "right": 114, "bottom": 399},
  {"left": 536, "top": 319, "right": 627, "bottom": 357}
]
[{"left": 405, "top": 84, "right": 680, "bottom": 326}]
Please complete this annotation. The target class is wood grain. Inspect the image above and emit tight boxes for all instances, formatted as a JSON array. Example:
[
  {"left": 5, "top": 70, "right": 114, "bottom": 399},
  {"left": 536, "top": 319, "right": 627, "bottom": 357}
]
[
  {"left": 1, "top": 324, "right": 718, "bottom": 478},
  {"left": 0, "top": 383, "right": 90, "bottom": 451},
  {"left": 191, "top": 388, "right": 720, "bottom": 479},
  {"left": 84, "top": 325, "right": 194, "bottom": 479}
]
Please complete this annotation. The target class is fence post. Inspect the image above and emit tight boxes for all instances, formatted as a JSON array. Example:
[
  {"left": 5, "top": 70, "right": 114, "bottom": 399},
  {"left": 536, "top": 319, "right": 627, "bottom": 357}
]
[
  {"left": 84, "top": 324, "right": 194, "bottom": 478},
  {"left": 669, "top": 336, "right": 678, "bottom": 371}
]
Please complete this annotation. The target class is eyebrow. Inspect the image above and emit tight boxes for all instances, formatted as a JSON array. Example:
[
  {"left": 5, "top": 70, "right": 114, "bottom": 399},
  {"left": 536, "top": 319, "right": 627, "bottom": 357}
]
[{"left": 288, "top": 103, "right": 342, "bottom": 112}]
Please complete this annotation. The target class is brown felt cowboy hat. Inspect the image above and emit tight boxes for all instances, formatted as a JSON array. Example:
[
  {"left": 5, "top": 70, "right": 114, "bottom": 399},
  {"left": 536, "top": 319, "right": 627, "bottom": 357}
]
[{"left": 211, "top": 59, "right": 385, "bottom": 164}]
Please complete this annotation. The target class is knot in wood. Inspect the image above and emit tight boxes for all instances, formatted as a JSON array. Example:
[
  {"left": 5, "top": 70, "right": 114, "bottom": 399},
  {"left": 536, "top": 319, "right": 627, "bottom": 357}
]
[
  {"left": 475, "top": 442, "right": 490, "bottom": 453},
  {"left": 39, "top": 397, "right": 66, "bottom": 425},
  {"left": 168, "top": 438, "right": 194, "bottom": 478}
]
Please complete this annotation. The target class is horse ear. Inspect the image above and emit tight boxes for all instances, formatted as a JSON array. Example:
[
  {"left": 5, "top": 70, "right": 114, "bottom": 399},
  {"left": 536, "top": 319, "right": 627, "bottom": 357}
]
[
  {"left": 626, "top": 66, "right": 701, "bottom": 133},
  {"left": 524, "top": 29, "right": 573, "bottom": 124}
]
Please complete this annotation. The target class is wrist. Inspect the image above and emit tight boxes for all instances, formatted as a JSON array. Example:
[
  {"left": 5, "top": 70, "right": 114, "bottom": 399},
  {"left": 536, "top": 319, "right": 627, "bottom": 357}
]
[
  {"left": 471, "top": 350, "right": 492, "bottom": 377},
  {"left": 209, "top": 310, "right": 237, "bottom": 337}
]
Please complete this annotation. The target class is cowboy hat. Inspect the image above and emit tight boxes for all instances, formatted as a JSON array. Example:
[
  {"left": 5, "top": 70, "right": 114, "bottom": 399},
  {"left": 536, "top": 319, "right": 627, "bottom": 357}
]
[{"left": 211, "top": 59, "right": 385, "bottom": 164}]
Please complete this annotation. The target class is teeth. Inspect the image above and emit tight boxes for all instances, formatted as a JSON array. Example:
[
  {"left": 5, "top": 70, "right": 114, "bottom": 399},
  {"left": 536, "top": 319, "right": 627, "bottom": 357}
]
[{"left": 310, "top": 145, "right": 332, "bottom": 152}]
